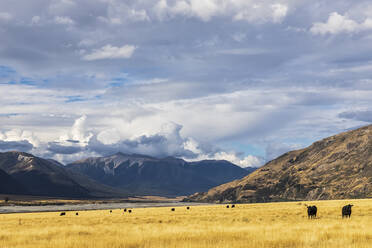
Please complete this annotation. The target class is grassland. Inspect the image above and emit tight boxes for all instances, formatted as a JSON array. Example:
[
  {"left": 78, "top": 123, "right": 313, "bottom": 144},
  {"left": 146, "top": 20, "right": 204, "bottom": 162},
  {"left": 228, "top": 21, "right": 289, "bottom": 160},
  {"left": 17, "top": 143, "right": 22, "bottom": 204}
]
[{"left": 1, "top": 199, "right": 372, "bottom": 248}]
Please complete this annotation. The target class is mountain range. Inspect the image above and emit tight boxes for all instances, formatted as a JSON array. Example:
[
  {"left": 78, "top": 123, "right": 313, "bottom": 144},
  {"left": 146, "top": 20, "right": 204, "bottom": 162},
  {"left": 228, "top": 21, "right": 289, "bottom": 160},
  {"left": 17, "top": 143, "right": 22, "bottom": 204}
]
[
  {"left": 185, "top": 124, "right": 372, "bottom": 203},
  {"left": 0, "top": 151, "right": 252, "bottom": 198},
  {"left": 66, "top": 153, "right": 251, "bottom": 196}
]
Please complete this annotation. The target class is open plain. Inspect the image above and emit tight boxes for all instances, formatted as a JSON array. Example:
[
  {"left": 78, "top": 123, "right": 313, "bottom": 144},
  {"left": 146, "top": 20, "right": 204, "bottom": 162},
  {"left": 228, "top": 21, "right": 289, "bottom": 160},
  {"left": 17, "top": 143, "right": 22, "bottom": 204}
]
[{"left": 1, "top": 199, "right": 372, "bottom": 248}]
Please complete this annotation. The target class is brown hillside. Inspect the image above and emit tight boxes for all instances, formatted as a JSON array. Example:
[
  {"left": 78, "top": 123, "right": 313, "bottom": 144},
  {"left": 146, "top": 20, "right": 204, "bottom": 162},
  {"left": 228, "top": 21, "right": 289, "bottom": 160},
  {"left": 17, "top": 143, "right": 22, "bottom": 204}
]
[{"left": 185, "top": 124, "right": 372, "bottom": 203}]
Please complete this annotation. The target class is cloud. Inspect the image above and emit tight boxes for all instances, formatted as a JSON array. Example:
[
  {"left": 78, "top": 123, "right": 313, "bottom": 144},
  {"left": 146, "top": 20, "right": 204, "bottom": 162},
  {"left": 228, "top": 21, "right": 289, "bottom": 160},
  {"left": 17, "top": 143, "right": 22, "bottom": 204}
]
[
  {"left": 82, "top": 45, "right": 137, "bottom": 61},
  {"left": 271, "top": 4, "right": 288, "bottom": 23},
  {"left": 311, "top": 12, "right": 372, "bottom": 35},
  {"left": 67, "top": 115, "right": 92, "bottom": 143},
  {"left": 265, "top": 142, "right": 303, "bottom": 162},
  {"left": 234, "top": 3, "right": 288, "bottom": 23},
  {"left": 153, "top": 0, "right": 290, "bottom": 23},
  {"left": 338, "top": 110, "right": 372, "bottom": 123},
  {"left": 0, "top": 140, "right": 33, "bottom": 152},
  {"left": 2, "top": 0, "right": 372, "bottom": 169},
  {"left": 0, "top": 12, "right": 12, "bottom": 22},
  {"left": 31, "top": 16, "right": 41, "bottom": 25},
  {"left": 54, "top": 16, "right": 75, "bottom": 25},
  {"left": 190, "top": 151, "right": 264, "bottom": 168},
  {"left": 5, "top": 114, "right": 263, "bottom": 167},
  {"left": 47, "top": 141, "right": 83, "bottom": 154}
]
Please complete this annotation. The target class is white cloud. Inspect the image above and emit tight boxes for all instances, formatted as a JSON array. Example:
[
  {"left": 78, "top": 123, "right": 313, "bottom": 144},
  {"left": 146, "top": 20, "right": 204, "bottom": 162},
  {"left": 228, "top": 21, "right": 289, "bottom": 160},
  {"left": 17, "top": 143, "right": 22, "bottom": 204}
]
[
  {"left": 233, "top": 3, "right": 288, "bottom": 23},
  {"left": 271, "top": 4, "right": 288, "bottom": 23},
  {"left": 31, "top": 16, "right": 41, "bottom": 24},
  {"left": 78, "top": 39, "right": 96, "bottom": 47},
  {"left": 54, "top": 16, "right": 74, "bottom": 25},
  {"left": 69, "top": 115, "right": 92, "bottom": 143},
  {"left": 0, "top": 129, "right": 40, "bottom": 147},
  {"left": 191, "top": 152, "right": 264, "bottom": 168},
  {"left": 311, "top": 12, "right": 372, "bottom": 35},
  {"left": 183, "top": 137, "right": 263, "bottom": 167},
  {"left": 232, "top": 32, "right": 246, "bottom": 42},
  {"left": 154, "top": 0, "right": 288, "bottom": 23},
  {"left": 0, "top": 113, "right": 265, "bottom": 166},
  {"left": 82, "top": 44, "right": 137, "bottom": 61},
  {"left": 56, "top": 115, "right": 92, "bottom": 146},
  {"left": 0, "top": 12, "right": 13, "bottom": 22},
  {"left": 49, "top": 0, "right": 76, "bottom": 15}
]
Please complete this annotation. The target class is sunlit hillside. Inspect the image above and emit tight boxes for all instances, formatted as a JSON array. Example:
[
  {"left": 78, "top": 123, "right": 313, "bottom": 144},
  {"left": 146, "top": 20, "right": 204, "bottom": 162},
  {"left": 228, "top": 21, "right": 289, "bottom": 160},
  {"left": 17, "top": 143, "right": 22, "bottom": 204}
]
[{"left": 1, "top": 199, "right": 372, "bottom": 248}]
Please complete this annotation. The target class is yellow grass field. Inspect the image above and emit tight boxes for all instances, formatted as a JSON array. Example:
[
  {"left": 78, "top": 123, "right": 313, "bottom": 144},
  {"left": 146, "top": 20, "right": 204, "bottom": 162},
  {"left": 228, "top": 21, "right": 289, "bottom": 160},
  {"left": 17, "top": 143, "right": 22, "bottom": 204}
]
[{"left": 1, "top": 199, "right": 372, "bottom": 248}]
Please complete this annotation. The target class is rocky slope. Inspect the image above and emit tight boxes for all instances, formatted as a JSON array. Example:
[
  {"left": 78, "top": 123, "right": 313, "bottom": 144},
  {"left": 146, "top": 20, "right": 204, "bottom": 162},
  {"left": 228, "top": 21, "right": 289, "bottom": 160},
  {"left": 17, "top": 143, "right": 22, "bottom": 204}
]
[
  {"left": 67, "top": 153, "right": 251, "bottom": 196},
  {"left": 185, "top": 124, "right": 372, "bottom": 203}
]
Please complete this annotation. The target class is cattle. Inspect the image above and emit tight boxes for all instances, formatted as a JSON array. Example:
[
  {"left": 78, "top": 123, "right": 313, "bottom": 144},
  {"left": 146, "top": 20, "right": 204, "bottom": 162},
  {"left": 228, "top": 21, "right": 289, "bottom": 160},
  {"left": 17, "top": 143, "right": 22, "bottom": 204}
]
[
  {"left": 124, "top": 208, "right": 127, "bottom": 212},
  {"left": 171, "top": 208, "right": 175, "bottom": 211},
  {"left": 60, "top": 212, "right": 66, "bottom": 216},
  {"left": 305, "top": 205, "right": 317, "bottom": 219},
  {"left": 231, "top": 204, "right": 235, "bottom": 208},
  {"left": 186, "top": 207, "right": 190, "bottom": 210},
  {"left": 128, "top": 210, "right": 132, "bottom": 213},
  {"left": 110, "top": 210, "right": 112, "bottom": 213},
  {"left": 342, "top": 204, "right": 353, "bottom": 218},
  {"left": 226, "top": 205, "right": 230, "bottom": 208},
  {"left": 76, "top": 212, "right": 79, "bottom": 216}
]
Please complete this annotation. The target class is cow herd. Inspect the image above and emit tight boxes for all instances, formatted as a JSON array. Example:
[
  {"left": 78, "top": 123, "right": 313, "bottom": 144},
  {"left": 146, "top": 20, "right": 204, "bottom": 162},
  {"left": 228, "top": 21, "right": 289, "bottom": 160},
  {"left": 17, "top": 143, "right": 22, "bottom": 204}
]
[
  {"left": 306, "top": 204, "right": 353, "bottom": 219},
  {"left": 58, "top": 204, "right": 355, "bottom": 219}
]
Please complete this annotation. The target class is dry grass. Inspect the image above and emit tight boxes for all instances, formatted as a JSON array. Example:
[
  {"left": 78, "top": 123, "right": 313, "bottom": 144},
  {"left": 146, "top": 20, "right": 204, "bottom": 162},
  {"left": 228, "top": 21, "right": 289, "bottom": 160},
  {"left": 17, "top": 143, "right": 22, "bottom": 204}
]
[{"left": 1, "top": 199, "right": 372, "bottom": 248}]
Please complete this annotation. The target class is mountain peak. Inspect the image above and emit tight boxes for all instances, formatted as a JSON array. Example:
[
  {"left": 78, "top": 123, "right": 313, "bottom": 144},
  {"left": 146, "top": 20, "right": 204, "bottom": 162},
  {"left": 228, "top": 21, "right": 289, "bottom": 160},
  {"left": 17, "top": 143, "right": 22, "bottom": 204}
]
[
  {"left": 113, "top": 152, "right": 155, "bottom": 159},
  {"left": 66, "top": 153, "right": 250, "bottom": 196}
]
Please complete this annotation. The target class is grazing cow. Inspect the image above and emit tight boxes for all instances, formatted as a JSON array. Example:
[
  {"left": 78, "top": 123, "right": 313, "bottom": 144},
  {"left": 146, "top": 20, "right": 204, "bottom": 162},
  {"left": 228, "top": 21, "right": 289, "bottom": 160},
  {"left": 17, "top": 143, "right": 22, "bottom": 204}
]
[
  {"left": 306, "top": 205, "right": 317, "bottom": 219},
  {"left": 128, "top": 210, "right": 132, "bottom": 213},
  {"left": 60, "top": 212, "right": 66, "bottom": 216},
  {"left": 171, "top": 208, "right": 175, "bottom": 211},
  {"left": 124, "top": 208, "right": 127, "bottom": 212},
  {"left": 186, "top": 207, "right": 190, "bottom": 210},
  {"left": 110, "top": 210, "right": 112, "bottom": 213},
  {"left": 342, "top": 204, "right": 353, "bottom": 218},
  {"left": 226, "top": 205, "right": 230, "bottom": 208},
  {"left": 231, "top": 204, "right": 235, "bottom": 208},
  {"left": 76, "top": 212, "right": 79, "bottom": 216}
]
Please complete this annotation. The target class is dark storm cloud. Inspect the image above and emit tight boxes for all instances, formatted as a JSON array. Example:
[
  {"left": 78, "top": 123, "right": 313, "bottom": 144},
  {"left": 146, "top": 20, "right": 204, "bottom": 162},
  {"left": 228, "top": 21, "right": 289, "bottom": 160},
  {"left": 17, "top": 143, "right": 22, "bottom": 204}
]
[
  {"left": 0, "top": 140, "right": 33, "bottom": 152},
  {"left": 47, "top": 141, "right": 84, "bottom": 154}
]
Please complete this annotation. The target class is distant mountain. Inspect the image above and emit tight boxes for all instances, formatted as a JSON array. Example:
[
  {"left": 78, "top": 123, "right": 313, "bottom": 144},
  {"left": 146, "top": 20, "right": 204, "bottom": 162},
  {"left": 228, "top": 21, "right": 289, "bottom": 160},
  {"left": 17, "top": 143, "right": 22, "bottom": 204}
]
[
  {"left": 66, "top": 153, "right": 251, "bottom": 196},
  {"left": 0, "top": 151, "right": 126, "bottom": 198},
  {"left": 185, "top": 125, "right": 372, "bottom": 203},
  {"left": 244, "top": 166, "right": 257, "bottom": 174}
]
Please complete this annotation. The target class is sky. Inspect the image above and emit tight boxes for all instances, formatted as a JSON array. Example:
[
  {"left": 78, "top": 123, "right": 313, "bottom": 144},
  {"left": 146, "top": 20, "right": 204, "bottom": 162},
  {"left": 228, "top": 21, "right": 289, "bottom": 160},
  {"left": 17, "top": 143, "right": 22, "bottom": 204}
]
[{"left": 0, "top": 0, "right": 372, "bottom": 166}]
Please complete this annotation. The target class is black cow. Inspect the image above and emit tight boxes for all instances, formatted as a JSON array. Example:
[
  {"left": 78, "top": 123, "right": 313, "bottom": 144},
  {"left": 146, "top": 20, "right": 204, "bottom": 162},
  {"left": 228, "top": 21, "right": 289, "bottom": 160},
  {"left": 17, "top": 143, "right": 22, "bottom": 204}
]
[
  {"left": 60, "top": 212, "right": 66, "bottom": 216},
  {"left": 231, "top": 204, "right": 235, "bottom": 208},
  {"left": 76, "top": 212, "right": 79, "bottom": 216},
  {"left": 171, "top": 208, "right": 175, "bottom": 211},
  {"left": 186, "top": 207, "right": 190, "bottom": 210},
  {"left": 110, "top": 210, "right": 112, "bottom": 213},
  {"left": 124, "top": 208, "right": 127, "bottom": 212},
  {"left": 226, "top": 205, "right": 230, "bottom": 208},
  {"left": 128, "top": 210, "right": 132, "bottom": 213},
  {"left": 306, "top": 205, "right": 317, "bottom": 219},
  {"left": 342, "top": 204, "right": 353, "bottom": 218}
]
